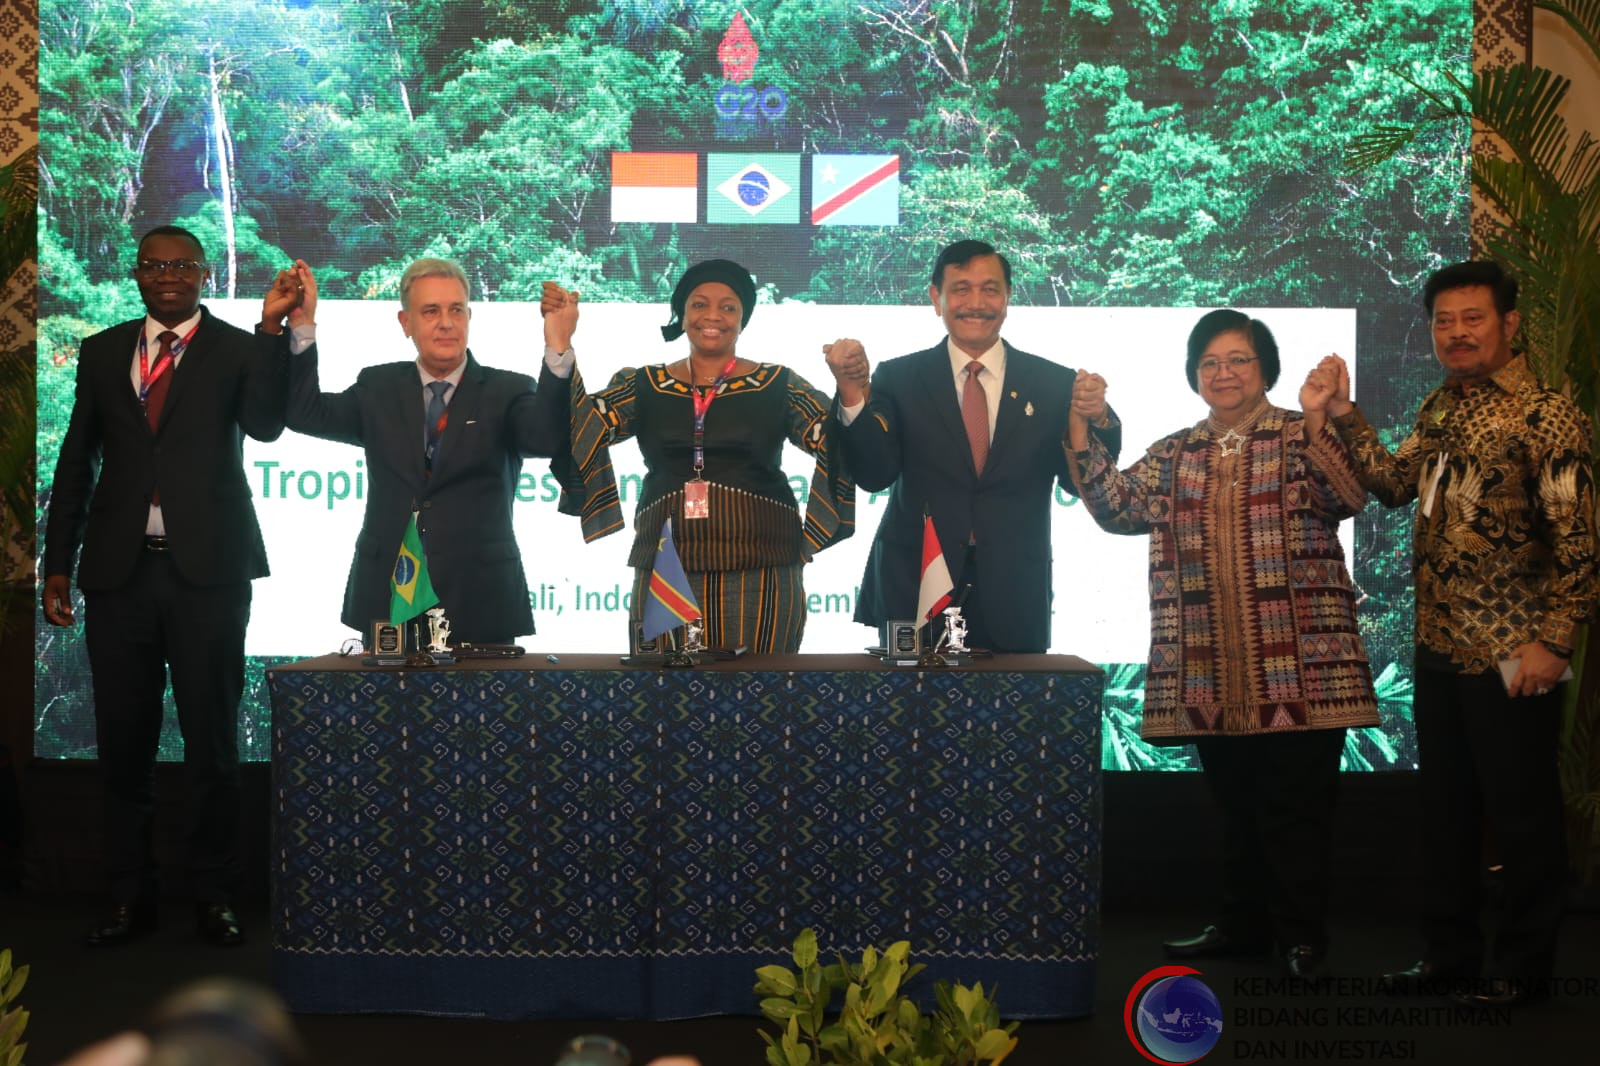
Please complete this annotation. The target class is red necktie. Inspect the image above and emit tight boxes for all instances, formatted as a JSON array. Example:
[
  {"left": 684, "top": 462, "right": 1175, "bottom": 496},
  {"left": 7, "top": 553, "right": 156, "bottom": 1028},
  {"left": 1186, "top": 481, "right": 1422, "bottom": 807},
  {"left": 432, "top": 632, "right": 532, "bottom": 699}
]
[
  {"left": 962, "top": 360, "right": 989, "bottom": 474},
  {"left": 145, "top": 331, "right": 176, "bottom": 431},
  {"left": 146, "top": 331, "right": 176, "bottom": 505}
]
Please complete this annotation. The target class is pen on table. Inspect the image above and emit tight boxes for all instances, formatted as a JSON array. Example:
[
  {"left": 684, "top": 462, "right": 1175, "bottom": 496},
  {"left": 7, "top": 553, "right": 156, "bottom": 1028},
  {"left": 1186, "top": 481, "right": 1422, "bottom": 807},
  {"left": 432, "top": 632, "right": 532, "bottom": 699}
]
[{"left": 545, "top": 654, "right": 560, "bottom": 664}]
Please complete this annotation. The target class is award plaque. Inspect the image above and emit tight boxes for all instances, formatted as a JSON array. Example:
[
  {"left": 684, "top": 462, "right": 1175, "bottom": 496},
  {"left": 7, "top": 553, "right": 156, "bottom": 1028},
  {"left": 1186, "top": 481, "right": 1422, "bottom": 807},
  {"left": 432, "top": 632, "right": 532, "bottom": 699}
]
[
  {"left": 362, "top": 619, "right": 409, "bottom": 667},
  {"left": 623, "top": 621, "right": 700, "bottom": 668},
  {"left": 631, "top": 622, "right": 659, "bottom": 657},
  {"left": 880, "top": 620, "right": 922, "bottom": 665},
  {"left": 371, "top": 621, "right": 403, "bottom": 655}
]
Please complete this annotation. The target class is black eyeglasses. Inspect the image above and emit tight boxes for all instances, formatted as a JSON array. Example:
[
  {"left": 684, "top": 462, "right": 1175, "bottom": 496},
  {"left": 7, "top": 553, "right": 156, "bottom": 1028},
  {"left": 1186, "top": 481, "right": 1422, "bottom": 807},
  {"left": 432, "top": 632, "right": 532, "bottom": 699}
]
[
  {"left": 132, "top": 258, "right": 207, "bottom": 278},
  {"left": 1197, "top": 355, "right": 1258, "bottom": 377}
]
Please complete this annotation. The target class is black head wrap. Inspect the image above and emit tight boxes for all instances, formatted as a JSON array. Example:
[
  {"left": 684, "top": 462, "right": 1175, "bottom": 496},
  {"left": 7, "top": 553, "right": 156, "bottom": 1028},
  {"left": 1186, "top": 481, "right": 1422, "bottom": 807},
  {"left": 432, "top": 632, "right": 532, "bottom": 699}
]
[{"left": 660, "top": 259, "right": 757, "bottom": 341}]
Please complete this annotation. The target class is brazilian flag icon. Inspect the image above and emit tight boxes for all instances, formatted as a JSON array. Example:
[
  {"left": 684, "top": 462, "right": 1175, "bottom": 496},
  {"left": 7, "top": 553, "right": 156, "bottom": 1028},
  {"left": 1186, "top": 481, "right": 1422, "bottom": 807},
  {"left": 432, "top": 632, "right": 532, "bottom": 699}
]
[
  {"left": 390, "top": 513, "right": 440, "bottom": 624},
  {"left": 707, "top": 153, "right": 801, "bottom": 224}
]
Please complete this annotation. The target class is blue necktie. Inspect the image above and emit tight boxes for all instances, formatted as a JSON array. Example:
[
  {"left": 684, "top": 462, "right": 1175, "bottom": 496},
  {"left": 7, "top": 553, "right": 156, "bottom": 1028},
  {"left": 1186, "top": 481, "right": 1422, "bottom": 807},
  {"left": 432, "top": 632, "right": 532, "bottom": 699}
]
[{"left": 425, "top": 380, "right": 450, "bottom": 466}]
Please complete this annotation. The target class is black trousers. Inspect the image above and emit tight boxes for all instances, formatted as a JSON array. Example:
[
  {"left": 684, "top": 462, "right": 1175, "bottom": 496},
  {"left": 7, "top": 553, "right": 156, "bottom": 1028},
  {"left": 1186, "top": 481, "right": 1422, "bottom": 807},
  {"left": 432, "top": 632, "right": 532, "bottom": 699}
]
[
  {"left": 950, "top": 543, "right": 1046, "bottom": 655},
  {"left": 1412, "top": 665, "right": 1566, "bottom": 981},
  {"left": 83, "top": 547, "right": 251, "bottom": 904},
  {"left": 1192, "top": 728, "right": 1347, "bottom": 952}
]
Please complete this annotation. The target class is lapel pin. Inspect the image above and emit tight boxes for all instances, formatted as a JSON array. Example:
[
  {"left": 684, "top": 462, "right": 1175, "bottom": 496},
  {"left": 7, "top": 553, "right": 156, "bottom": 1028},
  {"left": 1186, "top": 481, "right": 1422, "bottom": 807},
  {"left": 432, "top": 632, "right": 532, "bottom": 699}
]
[{"left": 1024, "top": 401, "right": 1034, "bottom": 417}]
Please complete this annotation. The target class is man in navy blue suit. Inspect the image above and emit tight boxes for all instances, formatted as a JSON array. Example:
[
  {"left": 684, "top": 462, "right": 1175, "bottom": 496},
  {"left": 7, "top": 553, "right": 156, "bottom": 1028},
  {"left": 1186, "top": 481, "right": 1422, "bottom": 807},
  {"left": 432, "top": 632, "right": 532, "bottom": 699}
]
[
  {"left": 271, "top": 257, "right": 574, "bottom": 644},
  {"left": 825, "top": 240, "right": 1120, "bottom": 653}
]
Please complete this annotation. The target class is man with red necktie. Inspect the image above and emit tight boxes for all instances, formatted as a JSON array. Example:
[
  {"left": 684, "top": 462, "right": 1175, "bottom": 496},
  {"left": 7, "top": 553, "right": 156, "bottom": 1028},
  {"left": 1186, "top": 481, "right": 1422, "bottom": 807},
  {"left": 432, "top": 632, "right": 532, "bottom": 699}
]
[
  {"left": 42, "top": 225, "right": 291, "bottom": 947},
  {"left": 823, "top": 239, "right": 1122, "bottom": 653}
]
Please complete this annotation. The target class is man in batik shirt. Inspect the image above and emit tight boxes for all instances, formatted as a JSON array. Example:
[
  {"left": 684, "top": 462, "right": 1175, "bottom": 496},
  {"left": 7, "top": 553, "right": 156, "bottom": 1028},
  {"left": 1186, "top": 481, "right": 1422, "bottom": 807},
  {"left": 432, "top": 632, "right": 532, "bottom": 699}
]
[{"left": 1317, "top": 260, "right": 1596, "bottom": 1006}]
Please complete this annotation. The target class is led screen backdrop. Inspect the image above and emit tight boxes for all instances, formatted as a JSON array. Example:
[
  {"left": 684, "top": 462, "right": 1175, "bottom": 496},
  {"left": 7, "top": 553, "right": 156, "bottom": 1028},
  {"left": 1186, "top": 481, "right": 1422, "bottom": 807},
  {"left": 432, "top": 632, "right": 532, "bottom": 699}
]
[{"left": 36, "top": 0, "right": 1474, "bottom": 767}]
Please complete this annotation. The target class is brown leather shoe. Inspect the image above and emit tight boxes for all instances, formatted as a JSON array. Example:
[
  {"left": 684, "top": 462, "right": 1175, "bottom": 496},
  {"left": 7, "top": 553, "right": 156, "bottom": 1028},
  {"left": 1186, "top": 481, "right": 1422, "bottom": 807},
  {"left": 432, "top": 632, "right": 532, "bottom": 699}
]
[
  {"left": 196, "top": 901, "right": 244, "bottom": 946},
  {"left": 85, "top": 902, "right": 158, "bottom": 946}
]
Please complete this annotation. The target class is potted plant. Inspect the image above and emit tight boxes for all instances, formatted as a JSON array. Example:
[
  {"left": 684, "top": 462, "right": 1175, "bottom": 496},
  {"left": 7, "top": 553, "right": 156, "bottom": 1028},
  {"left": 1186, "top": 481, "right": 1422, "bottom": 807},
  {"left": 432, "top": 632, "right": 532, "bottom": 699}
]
[
  {"left": 0, "top": 949, "right": 28, "bottom": 1066},
  {"left": 754, "top": 929, "right": 1018, "bottom": 1066}
]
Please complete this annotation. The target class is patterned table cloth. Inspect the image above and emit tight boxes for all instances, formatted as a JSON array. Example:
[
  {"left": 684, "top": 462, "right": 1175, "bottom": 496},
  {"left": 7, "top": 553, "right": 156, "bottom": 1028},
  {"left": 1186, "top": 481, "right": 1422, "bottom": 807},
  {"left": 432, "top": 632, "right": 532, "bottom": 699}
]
[{"left": 268, "top": 654, "right": 1103, "bottom": 1019}]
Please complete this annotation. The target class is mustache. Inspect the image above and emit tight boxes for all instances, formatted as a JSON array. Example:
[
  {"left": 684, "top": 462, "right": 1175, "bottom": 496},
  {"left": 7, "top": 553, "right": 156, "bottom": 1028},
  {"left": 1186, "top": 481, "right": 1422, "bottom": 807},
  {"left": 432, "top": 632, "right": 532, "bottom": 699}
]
[{"left": 955, "top": 310, "right": 999, "bottom": 321}]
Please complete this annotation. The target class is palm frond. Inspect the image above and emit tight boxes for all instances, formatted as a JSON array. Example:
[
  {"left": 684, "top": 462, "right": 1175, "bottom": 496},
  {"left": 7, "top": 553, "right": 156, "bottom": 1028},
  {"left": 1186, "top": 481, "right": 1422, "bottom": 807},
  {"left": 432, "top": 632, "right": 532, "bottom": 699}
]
[
  {"left": 1457, "top": 65, "right": 1576, "bottom": 185},
  {"left": 1344, "top": 67, "right": 1469, "bottom": 173}
]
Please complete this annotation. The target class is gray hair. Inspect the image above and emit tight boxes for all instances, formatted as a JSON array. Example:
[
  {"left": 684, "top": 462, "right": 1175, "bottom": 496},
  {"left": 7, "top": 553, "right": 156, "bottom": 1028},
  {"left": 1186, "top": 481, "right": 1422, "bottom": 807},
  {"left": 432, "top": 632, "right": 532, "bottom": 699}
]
[{"left": 399, "top": 258, "right": 470, "bottom": 309}]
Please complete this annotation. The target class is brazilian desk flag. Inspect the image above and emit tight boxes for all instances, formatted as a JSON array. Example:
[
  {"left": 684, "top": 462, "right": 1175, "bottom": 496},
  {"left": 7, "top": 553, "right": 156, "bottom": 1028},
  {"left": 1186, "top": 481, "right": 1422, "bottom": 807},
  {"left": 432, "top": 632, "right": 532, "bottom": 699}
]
[
  {"left": 641, "top": 517, "right": 702, "bottom": 641},
  {"left": 390, "top": 512, "right": 439, "bottom": 624}
]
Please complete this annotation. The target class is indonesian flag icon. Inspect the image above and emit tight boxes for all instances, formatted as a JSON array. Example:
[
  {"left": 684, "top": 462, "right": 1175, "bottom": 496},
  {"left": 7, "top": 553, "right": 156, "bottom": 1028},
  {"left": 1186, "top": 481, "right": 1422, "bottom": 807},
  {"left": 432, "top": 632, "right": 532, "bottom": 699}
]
[{"left": 916, "top": 515, "right": 954, "bottom": 623}]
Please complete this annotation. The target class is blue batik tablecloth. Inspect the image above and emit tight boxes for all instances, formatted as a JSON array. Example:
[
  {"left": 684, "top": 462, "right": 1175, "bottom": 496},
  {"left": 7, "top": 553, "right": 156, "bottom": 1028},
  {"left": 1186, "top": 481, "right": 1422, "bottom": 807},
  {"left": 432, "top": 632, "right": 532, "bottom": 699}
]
[{"left": 268, "top": 653, "right": 1102, "bottom": 1019}]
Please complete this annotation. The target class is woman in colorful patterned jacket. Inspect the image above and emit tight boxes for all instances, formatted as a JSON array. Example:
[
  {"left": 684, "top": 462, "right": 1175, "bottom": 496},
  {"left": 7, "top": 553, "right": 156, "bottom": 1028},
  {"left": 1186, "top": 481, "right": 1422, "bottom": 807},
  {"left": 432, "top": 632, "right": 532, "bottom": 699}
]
[
  {"left": 544, "top": 260, "right": 854, "bottom": 654},
  {"left": 1068, "top": 309, "right": 1379, "bottom": 980}
]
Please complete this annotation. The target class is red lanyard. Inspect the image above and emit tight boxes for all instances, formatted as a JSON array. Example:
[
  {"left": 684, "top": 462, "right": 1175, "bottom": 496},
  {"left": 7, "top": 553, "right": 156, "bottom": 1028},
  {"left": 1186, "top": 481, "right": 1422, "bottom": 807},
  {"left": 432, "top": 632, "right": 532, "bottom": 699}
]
[
  {"left": 690, "top": 356, "right": 739, "bottom": 473},
  {"left": 136, "top": 323, "right": 200, "bottom": 405}
]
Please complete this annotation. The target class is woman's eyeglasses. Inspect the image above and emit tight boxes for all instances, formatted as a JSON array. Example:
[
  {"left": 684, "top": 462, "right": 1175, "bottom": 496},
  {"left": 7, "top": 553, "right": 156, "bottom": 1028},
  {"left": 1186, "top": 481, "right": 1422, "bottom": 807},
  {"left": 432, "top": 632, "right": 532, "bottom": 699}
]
[{"left": 1197, "top": 355, "right": 1258, "bottom": 377}]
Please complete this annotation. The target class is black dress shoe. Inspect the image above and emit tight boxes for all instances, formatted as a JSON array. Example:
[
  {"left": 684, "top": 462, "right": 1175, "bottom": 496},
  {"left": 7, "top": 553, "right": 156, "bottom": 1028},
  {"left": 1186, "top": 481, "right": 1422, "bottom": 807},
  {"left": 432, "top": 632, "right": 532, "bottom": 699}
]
[
  {"left": 1379, "top": 960, "right": 1471, "bottom": 994},
  {"left": 1452, "top": 979, "right": 1544, "bottom": 1008},
  {"left": 1162, "top": 925, "right": 1270, "bottom": 960},
  {"left": 1284, "top": 945, "right": 1327, "bottom": 979},
  {"left": 196, "top": 902, "right": 244, "bottom": 946},
  {"left": 85, "top": 902, "right": 157, "bottom": 946}
]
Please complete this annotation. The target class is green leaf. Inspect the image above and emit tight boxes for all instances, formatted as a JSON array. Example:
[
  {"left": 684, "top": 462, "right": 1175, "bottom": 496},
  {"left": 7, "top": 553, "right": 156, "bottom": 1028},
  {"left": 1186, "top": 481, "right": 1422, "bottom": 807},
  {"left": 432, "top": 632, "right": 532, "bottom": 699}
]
[
  {"left": 793, "top": 928, "right": 818, "bottom": 968},
  {"left": 755, "top": 965, "right": 798, "bottom": 996},
  {"left": 974, "top": 1028, "right": 1018, "bottom": 1060},
  {"left": 761, "top": 997, "right": 803, "bottom": 1020}
]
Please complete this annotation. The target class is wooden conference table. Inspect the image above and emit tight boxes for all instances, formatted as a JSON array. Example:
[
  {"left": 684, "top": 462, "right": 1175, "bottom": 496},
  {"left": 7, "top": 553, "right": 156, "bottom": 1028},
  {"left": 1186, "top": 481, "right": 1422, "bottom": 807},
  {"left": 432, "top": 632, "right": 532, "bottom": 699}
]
[{"left": 267, "top": 652, "right": 1103, "bottom": 1019}]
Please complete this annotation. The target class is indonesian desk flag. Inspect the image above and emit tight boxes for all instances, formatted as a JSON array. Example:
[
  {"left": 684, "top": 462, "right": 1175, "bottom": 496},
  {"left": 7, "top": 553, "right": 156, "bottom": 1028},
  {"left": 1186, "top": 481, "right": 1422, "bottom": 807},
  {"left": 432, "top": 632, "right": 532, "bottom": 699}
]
[
  {"left": 641, "top": 518, "right": 703, "bottom": 641},
  {"left": 916, "top": 515, "right": 954, "bottom": 622},
  {"left": 389, "top": 512, "right": 439, "bottom": 624}
]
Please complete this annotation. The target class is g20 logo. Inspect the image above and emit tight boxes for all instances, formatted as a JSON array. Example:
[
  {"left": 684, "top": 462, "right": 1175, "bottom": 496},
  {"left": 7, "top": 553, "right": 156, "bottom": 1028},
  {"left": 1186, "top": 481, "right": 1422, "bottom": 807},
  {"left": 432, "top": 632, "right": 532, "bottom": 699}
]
[{"left": 714, "top": 83, "right": 788, "bottom": 121}]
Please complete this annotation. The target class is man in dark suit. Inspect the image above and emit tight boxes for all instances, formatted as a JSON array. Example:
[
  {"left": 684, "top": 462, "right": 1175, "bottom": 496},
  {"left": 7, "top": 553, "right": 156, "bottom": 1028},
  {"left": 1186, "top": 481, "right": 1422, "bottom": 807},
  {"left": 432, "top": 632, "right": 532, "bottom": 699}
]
[
  {"left": 272, "top": 258, "right": 573, "bottom": 644},
  {"left": 42, "top": 224, "right": 289, "bottom": 946},
  {"left": 824, "top": 240, "right": 1120, "bottom": 653}
]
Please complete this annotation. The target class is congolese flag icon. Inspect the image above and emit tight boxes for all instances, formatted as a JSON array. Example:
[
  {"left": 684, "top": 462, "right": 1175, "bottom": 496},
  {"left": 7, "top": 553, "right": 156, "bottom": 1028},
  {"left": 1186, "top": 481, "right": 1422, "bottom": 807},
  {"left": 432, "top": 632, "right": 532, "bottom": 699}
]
[
  {"left": 390, "top": 512, "right": 439, "bottom": 625},
  {"left": 811, "top": 154, "right": 900, "bottom": 226},
  {"left": 611, "top": 152, "right": 699, "bottom": 223}
]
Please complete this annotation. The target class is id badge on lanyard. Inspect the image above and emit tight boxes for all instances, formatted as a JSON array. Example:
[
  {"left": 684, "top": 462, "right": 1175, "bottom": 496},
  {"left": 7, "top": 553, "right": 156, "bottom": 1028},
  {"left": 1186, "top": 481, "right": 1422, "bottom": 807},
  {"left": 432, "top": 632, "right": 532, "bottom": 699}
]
[{"left": 685, "top": 357, "right": 739, "bottom": 520}]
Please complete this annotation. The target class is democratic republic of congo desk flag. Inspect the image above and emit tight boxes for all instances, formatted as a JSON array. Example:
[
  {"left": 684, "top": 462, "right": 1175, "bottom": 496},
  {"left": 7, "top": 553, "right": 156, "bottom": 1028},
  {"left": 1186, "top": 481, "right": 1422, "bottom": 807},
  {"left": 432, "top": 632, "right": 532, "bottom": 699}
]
[
  {"left": 916, "top": 514, "right": 954, "bottom": 624},
  {"left": 390, "top": 512, "right": 439, "bottom": 624},
  {"left": 641, "top": 517, "right": 702, "bottom": 641}
]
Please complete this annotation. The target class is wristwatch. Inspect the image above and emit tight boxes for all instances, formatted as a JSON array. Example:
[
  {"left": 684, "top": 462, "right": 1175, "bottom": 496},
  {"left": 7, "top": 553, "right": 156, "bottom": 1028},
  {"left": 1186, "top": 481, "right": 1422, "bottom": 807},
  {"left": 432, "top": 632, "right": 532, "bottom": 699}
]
[{"left": 1538, "top": 640, "right": 1573, "bottom": 659}]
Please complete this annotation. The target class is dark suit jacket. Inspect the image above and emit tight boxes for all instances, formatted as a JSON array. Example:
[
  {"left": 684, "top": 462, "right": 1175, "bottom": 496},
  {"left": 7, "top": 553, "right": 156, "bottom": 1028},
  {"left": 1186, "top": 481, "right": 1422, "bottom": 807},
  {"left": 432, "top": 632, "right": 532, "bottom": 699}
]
[
  {"left": 285, "top": 344, "right": 570, "bottom": 642},
  {"left": 44, "top": 307, "right": 286, "bottom": 589},
  {"left": 838, "top": 339, "right": 1120, "bottom": 653}
]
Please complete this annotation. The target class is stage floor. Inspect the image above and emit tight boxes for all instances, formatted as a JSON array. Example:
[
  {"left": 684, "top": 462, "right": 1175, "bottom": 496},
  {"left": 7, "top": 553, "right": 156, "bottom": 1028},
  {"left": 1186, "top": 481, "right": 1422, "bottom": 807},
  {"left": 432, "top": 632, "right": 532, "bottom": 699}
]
[{"left": 7, "top": 891, "right": 1597, "bottom": 1066}]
